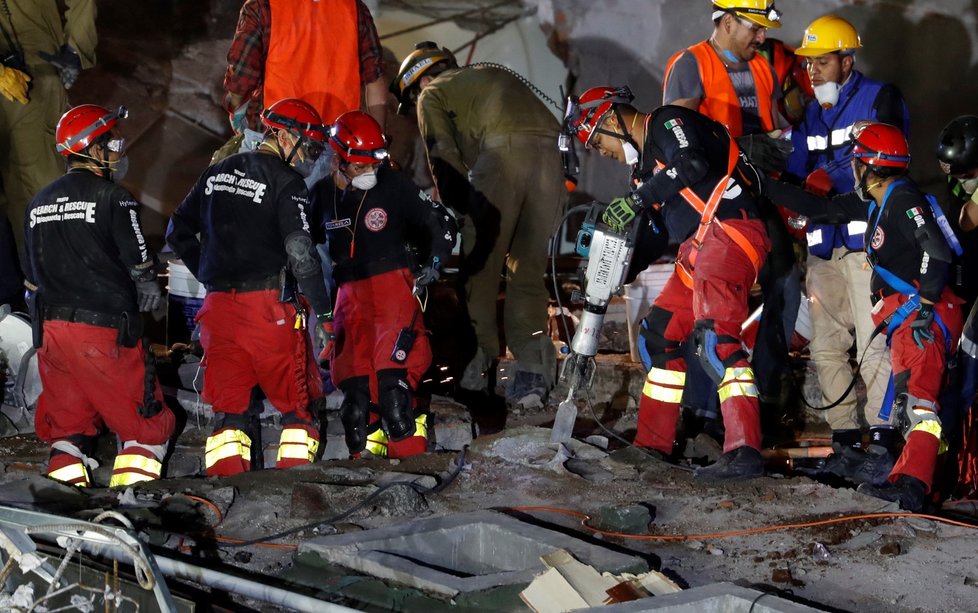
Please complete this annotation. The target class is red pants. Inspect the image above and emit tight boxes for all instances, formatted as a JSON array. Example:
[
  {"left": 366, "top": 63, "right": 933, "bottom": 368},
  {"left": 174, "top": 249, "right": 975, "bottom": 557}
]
[
  {"left": 872, "top": 288, "right": 964, "bottom": 490},
  {"left": 197, "top": 289, "right": 317, "bottom": 419},
  {"left": 35, "top": 321, "right": 174, "bottom": 445},
  {"left": 636, "top": 218, "right": 769, "bottom": 454}
]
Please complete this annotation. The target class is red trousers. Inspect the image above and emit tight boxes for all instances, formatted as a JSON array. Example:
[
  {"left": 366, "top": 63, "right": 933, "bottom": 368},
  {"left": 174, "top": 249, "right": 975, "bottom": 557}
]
[
  {"left": 872, "top": 288, "right": 964, "bottom": 491},
  {"left": 636, "top": 218, "right": 769, "bottom": 454},
  {"left": 35, "top": 321, "right": 174, "bottom": 445},
  {"left": 197, "top": 289, "right": 319, "bottom": 420}
]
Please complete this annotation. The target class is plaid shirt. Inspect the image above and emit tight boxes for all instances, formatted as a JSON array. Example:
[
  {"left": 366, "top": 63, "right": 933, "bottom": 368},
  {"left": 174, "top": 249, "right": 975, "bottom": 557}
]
[{"left": 224, "top": 0, "right": 384, "bottom": 125}]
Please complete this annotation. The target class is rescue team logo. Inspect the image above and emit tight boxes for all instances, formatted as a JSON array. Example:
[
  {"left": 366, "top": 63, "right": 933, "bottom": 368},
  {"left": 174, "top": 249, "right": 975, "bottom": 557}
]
[
  {"left": 906, "top": 206, "right": 925, "bottom": 228},
  {"left": 871, "top": 226, "right": 885, "bottom": 250},
  {"left": 364, "top": 208, "right": 388, "bottom": 231},
  {"left": 29, "top": 197, "right": 97, "bottom": 227},
  {"left": 664, "top": 118, "right": 689, "bottom": 148}
]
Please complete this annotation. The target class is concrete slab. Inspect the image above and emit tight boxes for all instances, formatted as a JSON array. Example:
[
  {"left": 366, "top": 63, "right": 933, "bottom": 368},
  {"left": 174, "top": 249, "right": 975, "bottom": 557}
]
[
  {"left": 581, "top": 581, "right": 827, "bottom": 612},
  {"left": 300, "top": 509, "right": 648, "bottom": 597}
]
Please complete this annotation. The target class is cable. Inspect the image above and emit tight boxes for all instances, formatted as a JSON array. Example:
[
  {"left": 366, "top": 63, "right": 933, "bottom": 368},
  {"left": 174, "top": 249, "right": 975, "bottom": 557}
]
[{"left": 467, "top": 61, "right": 563, "bottom": 112}]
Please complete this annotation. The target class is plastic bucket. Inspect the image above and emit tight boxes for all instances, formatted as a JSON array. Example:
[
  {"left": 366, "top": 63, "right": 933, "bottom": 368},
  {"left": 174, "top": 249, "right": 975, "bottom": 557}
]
[
  {"left": 166, "top": 260, "right": 206, "bottom": 339},
  {"left": 623, "top": 263, "right": 673, "bottom": 363}
]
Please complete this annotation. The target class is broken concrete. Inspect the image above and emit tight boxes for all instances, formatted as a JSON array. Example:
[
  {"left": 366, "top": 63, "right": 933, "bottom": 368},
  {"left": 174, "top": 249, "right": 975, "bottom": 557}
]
[{"left": 583, "top": 581, "right": 827, "bottom": 612}]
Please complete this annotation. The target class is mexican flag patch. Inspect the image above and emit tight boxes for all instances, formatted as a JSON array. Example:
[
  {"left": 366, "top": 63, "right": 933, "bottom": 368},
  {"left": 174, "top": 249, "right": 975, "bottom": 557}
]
[
  {"left": 906, "top": 207, "right": 923, "bottom": 219},
  {"left": 664, "top": 119, "right": 684, "bottom": 130}
]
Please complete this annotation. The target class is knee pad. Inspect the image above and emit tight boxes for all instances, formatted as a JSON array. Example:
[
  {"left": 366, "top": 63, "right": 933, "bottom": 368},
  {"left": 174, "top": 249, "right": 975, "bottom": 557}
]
[
  {"left": 692, "top": 320, "right": 725, "bottom": 385},
  {"left": 339, "top": 376, "right": 370, "bottom": 454},
  {"left": 378, "top": 369, "right": 415, "bottom": 442}
]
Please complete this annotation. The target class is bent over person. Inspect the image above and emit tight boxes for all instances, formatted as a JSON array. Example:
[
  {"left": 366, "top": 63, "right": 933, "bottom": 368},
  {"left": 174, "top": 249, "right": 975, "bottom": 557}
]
[
  {"left": 167, "top": 98, "right": 333, "bottom": 476},
  {"left": 26, "top": 104, "right": 175, "bottom": 487},
  {"left": 566, "top": 88, "right": 770, "bottom": 480},
  {"left": 315, "top": 111, "right": 455, "bottom": 458}
]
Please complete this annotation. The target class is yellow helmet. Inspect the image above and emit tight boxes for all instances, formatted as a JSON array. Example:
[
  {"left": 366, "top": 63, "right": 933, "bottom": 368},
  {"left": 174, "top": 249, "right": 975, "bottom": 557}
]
[
  {"left": 794, "top": 15, "right": 862, "bottom": 57},
  {"left": 712, "top": 0, "right": 782, "bottom": 29}
]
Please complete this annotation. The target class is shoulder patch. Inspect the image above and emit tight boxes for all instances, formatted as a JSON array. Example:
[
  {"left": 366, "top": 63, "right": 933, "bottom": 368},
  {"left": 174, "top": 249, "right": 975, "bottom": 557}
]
[{"left": 664, "top": 119, "right": 683, "bottom": 129}]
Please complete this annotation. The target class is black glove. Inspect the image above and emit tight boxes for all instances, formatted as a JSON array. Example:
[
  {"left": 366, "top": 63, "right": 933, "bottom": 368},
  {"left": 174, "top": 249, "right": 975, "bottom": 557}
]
[
  {"left": 736, "top": 133, "right": 792, "bottom": 174},
  {"left": 910, "top": 303, "right": 935, "bottom": 350},
  {"left": 135, "top": 280, "right": 162, "bottom": 312},
  {"left": 414, "top": 256, "right": 441, "bottom": 291},
  {"left": 38, "top": 45, "right": 81, "bottom": 89}
]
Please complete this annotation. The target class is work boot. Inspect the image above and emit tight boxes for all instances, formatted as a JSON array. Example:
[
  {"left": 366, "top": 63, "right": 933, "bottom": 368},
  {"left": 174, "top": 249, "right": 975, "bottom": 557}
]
[
  {"left": 795, "top": 443, "right": 865, "bottom": 480},
  {"left": 857, "top": 474, "right": 928, "bottom": 512},
  {"left": 460, "top": 347, "right": 489, "bottom": 393},
  {"left": 849, "top": 444, "right": 896, "bottom": 486},
  {"left": 693, "top": 446, "right": 764, "bottom": 481},
  {"left": 506, "top": 370, "right": 549, "bottom": 408}
]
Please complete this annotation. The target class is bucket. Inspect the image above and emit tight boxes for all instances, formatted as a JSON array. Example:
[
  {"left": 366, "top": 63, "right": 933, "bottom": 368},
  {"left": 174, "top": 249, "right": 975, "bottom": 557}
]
[
  {"left": 166, "top": 259, "right": 206, "bottom": 340},
  {"left": 623, "top": 263, "right": 673, "bottom": 363}
]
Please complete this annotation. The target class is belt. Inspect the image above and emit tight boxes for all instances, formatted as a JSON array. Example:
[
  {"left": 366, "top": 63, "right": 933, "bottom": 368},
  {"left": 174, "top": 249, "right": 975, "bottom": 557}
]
[
  {"left": 205, "top": 275, "right": 279, "bottom": 293},
  {"left": 43, "top": 306, "right": 129, "bottom": 329}
]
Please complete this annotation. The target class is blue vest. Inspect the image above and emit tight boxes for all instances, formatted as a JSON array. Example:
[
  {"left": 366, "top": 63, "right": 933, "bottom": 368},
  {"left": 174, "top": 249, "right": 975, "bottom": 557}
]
[{"left": 786, "top": 71, "right": 910, "bottom": 259}]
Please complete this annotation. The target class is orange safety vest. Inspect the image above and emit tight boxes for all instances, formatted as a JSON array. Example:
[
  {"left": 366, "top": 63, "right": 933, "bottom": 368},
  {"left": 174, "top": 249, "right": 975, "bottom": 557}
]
[
  {"left": 664, "top": 40, "right": 777, "bottom": 138},
  {"left": 265, "top": 0, "right": 361, "bottom": 125}
]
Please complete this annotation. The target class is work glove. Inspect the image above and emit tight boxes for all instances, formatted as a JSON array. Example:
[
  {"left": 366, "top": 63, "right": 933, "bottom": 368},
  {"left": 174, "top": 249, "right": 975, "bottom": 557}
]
[
  {"left": 910, "top": 303, "right": 935, "bottom": 350},
  {"left": 414, "top": 257, "right": 441, "bottom": 292},
  {"left": 317, "top": 316, "right": 336, "bottom": 362},
  {"left": 0, "top": 64, "right": 30, "bottom": 104},
  {"left": 603, "top": 195, "right": 641, "bottom": 231},
  {"left": 736, "top": 133, "right": 792, "bottom": 174},
  {"left": 38, "top": 45, "right": 81, "bottom": 89},
  {"left": 135, "top": 280, "right": 163, "bottom": 313},
  {"left": 804, "top": 168, "right": 834, "bottom": 197}
]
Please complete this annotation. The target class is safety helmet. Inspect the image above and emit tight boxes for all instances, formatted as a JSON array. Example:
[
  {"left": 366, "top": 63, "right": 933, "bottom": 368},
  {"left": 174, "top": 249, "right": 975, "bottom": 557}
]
[
  {"left": 55, "top": 104, "right": 128, "bottom": 157},
  {"left": 712, "top": 0, "right": 782, "bottom": 29},
  {"left": 850, "top": 121, "right": 910, "bottom": 169},
  {"left": 260, "top": 98, "right": 327, "bottom": 143},
  {"left": 794, "top": 15, "right": 862, "bottom": 57},
  {"left": 390, "top": 41, "right": 458, "bottom": 112},
  {"left": 330, "top": 111, "right": 389, "bottom": 165},
  {"left": 564, "top": 86, "right": 635, "bottom": 147},
  {"left": 937, "top": 115, "right": 978, "bottom": 176}
]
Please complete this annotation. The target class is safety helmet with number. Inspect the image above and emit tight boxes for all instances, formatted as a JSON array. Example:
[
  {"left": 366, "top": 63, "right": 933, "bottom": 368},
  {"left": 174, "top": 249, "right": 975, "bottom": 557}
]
[
  {"left": 56, "top": 104, "right": 128, "bottom": 157},
  {"left": 261, "top": 98, "right": 327, "bottom": 143},
  {"left": 564, "top": 86, "right": 635, "bottom": 148},
  {"left": 937, "top": 115, "right": 978, "bottom": 176},
  {"left": 390, "top": 41, "right": 458, "bottom": 113},
  {"left": 850, "top": 121, "right": 910, "bottom": 169},
  {"left": 794, "top": 15, "right": 862, "bottom": 57},
  {"left": 712, "top": 0, "right": 782, "bottom": 29},
  {"left": 330, "top": 111, "right": 389, "bottom": 165}
]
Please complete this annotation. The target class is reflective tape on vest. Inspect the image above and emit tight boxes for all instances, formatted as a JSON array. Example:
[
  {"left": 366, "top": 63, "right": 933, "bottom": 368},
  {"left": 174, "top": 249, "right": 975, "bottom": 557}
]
[
  {"left": 643, "top": 367, "right": 686, "bottom": 404},
  {"left": 806, "top": 126, "right": 852, "bottom": 152},
  {"left": 48, "top": 461, "right": 90, "bottom": 487},
  {"left": 718, "top": 366, "right": 759, "bottom": 402},
  {"left": 847, "top": 221, "right": 868, "bottom": 236},
  {"left": 205, "top": 429, "right": 252, "bottom": 469},
  {"left": 277, "top": 427, "right": 320, "bottom": 463},
  {"left": 109, "top": 453, "right": 163, "bottom": 487}
]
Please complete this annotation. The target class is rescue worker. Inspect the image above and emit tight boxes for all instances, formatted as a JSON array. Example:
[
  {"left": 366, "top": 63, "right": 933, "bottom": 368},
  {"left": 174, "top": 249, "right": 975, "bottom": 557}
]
[
  {"left": 787, "top": 15, "right": 908, "bottom": 485},
  {"left": 315, "top": 111, "right": 456, "bottom": 458},
  {"left": 664, "top": 0, "right": 796, "bottom": 423},
  {"left": 26, "top": 104, "right": 175, "bottom": 488},
  {"left": 566, "top": 87, "right": 771, "bottom": 480},
  {"left": 1, "top": 0, "right": 97, "bottom": 301},
  {"left": 390, "top": 41, "right": 564, "bottom": 406},
  {"left": 166, "top": 98, "right": 333, "bottom": 477},
  {"left": 765, "top": 122, "right": 965, "bottom": 511}
]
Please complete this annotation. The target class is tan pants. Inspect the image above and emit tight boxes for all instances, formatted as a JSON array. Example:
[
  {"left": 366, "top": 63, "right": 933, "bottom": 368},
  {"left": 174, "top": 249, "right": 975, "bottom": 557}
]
[{"left": 807, "top": 246, "right": 891, "bottom": 430}]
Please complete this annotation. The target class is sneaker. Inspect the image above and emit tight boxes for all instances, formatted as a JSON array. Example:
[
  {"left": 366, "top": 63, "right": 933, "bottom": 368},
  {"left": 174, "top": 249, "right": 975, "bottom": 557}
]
[
  {"left": 857, "top": 474, "right": 927, "bottom": 512},
  {"left": 506, "top": 370, "right": 549, "bottom": 408},
  {"left": 849, "top": 444, "right": 896, "bottom": 486},
  {"left": 460, "top": 348, "right": 489, "bottom": 393},
  {"left": 693, "top": 446, "right": 764, "bottom": 481}
]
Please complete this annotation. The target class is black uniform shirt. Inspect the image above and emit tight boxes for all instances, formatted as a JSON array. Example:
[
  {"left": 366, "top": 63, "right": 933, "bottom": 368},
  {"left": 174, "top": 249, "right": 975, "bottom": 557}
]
[
  {"left": 167, "top": 151, "right": 313, "bottom": 285},
  {"left": 315, "top": 165, "right": 456, "bottom": 284},
  {"left": 25, "top": 169, "right": 155, "bottom": 314},
  {"left": 633, "top": 105, "right": 761, "bottom": 242}
]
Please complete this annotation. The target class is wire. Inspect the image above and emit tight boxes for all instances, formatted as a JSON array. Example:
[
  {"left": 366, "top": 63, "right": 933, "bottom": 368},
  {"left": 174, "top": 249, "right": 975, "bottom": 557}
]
[{"left": 467, "top": 60, "right": 563, "bottom": 111}]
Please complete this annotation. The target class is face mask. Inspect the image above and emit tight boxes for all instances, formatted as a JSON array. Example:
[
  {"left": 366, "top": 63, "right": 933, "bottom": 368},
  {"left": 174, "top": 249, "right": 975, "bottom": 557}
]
[
  {"left": 722, "top": 49, "right": 740, "bottom": 64},
  {"left": 110, "top": 155, "right": 129, "bottom": 182},
  {"left": 621, "top": 141, "right": 640, "bottom": 166},
  {"left": 813, "top": 81, "right": 841, "bottom": 109},
  {"left": 960, "top": 176, "right": 978, "bottom": 195},
  {"left": 351, "top": 170, "right": 378, "bottom": 191}
]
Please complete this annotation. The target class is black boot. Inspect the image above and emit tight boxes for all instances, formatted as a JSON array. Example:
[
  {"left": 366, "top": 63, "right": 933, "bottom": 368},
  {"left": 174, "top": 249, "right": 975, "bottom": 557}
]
[
  {"left": 857, "top": 474, "right": 927, "bottom": 512},
  {"left": 796, "top": 442, "right": 865, "bottom": 480},
  {"left": 849, "top": 444, "right": 896, "bottom": 486},
  {"left": 693, "top": 446, "right": 764, "bottom": 481}
]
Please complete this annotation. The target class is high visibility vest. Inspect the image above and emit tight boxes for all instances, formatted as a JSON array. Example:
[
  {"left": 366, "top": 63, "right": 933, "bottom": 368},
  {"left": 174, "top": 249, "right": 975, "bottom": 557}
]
[
  {"left": 265, "top": 0, "right": 361, "bottom": 124},
  {"left": 664, "top": 40, "right": 777, "bottom": 138}
]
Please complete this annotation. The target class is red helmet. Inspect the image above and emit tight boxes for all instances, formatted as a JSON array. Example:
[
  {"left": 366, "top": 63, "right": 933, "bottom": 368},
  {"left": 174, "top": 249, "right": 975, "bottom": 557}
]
[
  {"left": 55, "top": 104, "right": 128, "bottom": 157},
  {"left": 261, "top": 98, "right": 327, "bottom": 143},
  {"left": 850, "top": 121, "right": 910, "bottom": 169},
  {"left": 329, "top": 111, "right": 388, "bottom": 164},
  {"left": 564, "top": 86, "right": 635, "bottom": 147}
]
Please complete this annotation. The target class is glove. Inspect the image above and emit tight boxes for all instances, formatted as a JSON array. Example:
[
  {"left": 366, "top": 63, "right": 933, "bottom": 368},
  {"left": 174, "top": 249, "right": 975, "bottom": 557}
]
[
  {"left": 603, "top": 195, "right": 641, "bottom": 231},
  {"left": 135, "top": 280, "right": 162, "bottom": 312},
  {"left": 317, "top": 316, "right": 336, "bottom": 362},
  {"left": 804, "top": 168, "right": 834, "bottom": 197},
  {"left": 38, "top": 45, "right": 81, "bottom": 89},
  {"left": 736, "top": 133, "right": 793, "bottom": 174},
  {"left": 229, "top": 103, "right": 249, "bottom": 134},
  {"left": 0, "top": 64, "right": 30, "bottom": 104},
  {"left": 414, "top": 257, "right": 441, "bottom": 291},
  {"left": 910, "top": 303, "right": 935, "bottom": 350}
]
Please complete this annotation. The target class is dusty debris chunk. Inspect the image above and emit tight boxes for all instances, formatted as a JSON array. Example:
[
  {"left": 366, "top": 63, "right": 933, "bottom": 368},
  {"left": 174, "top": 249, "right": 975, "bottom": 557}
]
[
  {"left": 771, "top": 568, "right": 804, "bottom": 587},
  {"left": 592, "top": 504, "right": 653, "bottom": 535},
  {"left": 879, "top": 542, "right": 902, "bottom": 556}
]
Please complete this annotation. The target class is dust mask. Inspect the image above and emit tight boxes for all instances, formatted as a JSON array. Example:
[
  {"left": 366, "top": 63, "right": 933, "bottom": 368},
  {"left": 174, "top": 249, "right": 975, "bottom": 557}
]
[
  {"left": 813, "top": 82, "right": 841, "bottom": 109},
  {"left": 621, "top": 141, "right": 640, "bottom": 166},
  {"left": 110, "top": 155, "right": 129, "bottom": 182},
  {"left": 351, "top": 170, "right": 378, "bottom": 191},
  {"left": 960, "top": 176, "right": 978, "bottom": 195}
]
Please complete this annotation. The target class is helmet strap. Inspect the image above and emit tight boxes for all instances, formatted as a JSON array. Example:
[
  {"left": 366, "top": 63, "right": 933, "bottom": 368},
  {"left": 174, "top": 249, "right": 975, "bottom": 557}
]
[{"left": 591, "top": 106, "right": 641, "bottom": 154}]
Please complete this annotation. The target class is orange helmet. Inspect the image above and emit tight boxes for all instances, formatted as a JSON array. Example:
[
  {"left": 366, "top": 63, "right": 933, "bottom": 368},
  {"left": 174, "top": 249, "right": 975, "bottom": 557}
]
[
  {"left": 851, "top": 122, "right": 910, "bottom": 169},
  {"left": 261, "top": 98, "right": 327, "bottom": 143},
  {"left": 564, "top": 86, "right": 635, "bottom": 147},
  {"left": 55, "top": 104, "right": 128, "bottom": 157},
  {"left": 330, "top": 111, "right": 388, "bottom": 165}
]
